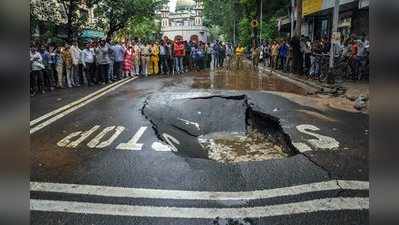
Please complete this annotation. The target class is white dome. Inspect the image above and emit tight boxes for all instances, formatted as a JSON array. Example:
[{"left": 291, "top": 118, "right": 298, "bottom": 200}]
[{"left": 175, "top": 0, "right": 195, "bottom": 11}]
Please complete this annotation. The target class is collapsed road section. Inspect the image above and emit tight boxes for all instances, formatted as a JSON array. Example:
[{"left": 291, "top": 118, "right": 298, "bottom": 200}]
[{"left": 142, "top": 92, "right": 299, "bottom": 163}]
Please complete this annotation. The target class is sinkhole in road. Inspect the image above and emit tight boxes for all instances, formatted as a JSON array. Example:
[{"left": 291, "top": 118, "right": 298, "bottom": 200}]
[{"left": 142, "top": 94, "right": 298, "bottom": 163}]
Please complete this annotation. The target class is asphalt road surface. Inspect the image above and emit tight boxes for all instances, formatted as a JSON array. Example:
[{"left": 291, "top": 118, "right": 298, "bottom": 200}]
[{"left": 30, "top": 70, "right": 369, "bottom": 225}]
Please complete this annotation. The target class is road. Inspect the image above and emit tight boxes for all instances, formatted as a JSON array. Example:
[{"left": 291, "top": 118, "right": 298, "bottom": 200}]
[{"left": 30, "top": 70, "right": 369, "bottom": 225}]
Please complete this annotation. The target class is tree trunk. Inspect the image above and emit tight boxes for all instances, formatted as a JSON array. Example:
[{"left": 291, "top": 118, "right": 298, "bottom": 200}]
[
  {"left": 295, "top": 0, "right": 302, "bottom": 37},
  {"left": 66, "top": 0, "right": 76, "bottom": 43}
]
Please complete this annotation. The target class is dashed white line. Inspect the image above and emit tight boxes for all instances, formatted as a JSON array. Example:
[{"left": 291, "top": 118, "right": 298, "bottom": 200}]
[
  {"left": 30, "top": 180, "right": 368, "bottom": 201},
  {"left": 30, "top": 197, "right": 369, "bottom": 219}
]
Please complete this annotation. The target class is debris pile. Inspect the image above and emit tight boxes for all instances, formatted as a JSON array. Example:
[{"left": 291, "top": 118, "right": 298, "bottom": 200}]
[{"left": 199, "top": 129, "right": 288, "bottom": 163}]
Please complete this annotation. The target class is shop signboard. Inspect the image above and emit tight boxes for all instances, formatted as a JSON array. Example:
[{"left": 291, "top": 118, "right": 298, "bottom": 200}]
[
  {"left": 303, "top": 0, "right": 356, "bottom": 16},
  {"left": 303, "top": 0, "right": 323, "bottom": 16}
]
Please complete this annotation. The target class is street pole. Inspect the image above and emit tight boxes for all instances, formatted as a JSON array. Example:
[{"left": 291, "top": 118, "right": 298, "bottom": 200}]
[
  {"left": 290, "top": 0, "right": 295, "bottom": 38},
  {"left": 260, "top": 0, "right": 263, "bottom": 43},
  {"left": 327, "top": 0, "right": 340, "bottom": 85},
  {"left": 233, "top": 18, "right": 236, "bottom": 46},
  {"left": 329, "top": 0, "right": 340, "bottom": 69}
]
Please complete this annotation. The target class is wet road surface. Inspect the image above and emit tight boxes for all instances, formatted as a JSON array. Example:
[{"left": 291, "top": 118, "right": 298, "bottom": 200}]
[{"left": 30, "top": 68, "right": 369, "bottom": 225}]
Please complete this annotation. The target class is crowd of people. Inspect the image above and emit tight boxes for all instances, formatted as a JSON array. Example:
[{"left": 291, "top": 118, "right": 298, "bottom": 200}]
[
  {"left": 30, "top": 36, "right": 251, "bottom": 96},
  {"left": 251, "top": 34, "right": 369, "bottom": 81}
]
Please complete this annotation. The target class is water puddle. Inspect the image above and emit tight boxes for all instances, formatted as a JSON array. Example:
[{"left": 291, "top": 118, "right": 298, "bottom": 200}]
[{"left": 191, "top": 69, "right": 308, "bottom": 95}]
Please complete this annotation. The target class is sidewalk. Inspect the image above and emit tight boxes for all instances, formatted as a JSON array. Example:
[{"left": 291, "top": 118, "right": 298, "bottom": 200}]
[{"left": 254, "top": 61, "right": 369, "bottom": 113}]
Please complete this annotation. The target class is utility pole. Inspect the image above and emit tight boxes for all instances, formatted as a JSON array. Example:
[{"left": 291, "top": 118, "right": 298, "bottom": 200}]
[
  {"left": 327, "top": 0, "right": 340, "bottom": 84},
  {"left": 329, "top": 0, "right": 340, "bottom": 68},
  {"left": 295, "top": 0, "right": 302, "bottom": 36},
  {"left": 260, "top": 0, "right": 263, "bottom": 43},
  {"left": 290, "top": 0, "right": 295, "bottom": 38}
]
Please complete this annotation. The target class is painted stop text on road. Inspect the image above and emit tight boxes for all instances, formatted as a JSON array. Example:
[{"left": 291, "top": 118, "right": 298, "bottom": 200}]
[{"left": 56, "top": 124, "right": 340, "bottom": 153}]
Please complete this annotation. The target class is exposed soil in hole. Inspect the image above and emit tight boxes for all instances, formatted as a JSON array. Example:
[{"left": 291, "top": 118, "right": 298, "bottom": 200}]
[
  {"left": 199, "top": 130, "right": 288, "bottom": 163},
  {"left": 142, "top": 94, "right": 298, "bottom": 163}
]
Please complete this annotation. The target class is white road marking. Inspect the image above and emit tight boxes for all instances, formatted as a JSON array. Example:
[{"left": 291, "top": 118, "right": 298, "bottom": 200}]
[
  {"left": 296, "top": 124, "right": 340, "bottom": 150},
  {"left": 87, "top": 126, "right": 125, "bottom": 149},
  {"left": 151, "top": 142, "right": 172, "bottom": 152},
  {"left": 30, "top": 78, "right": 129, "bottom": 127},
  {"left": 57, "top": 125, "right": 101, "bottom": 148},
  {"left": 116, "top": 126, "right": 147, "bottom": 151},
  {"left": 162, "top": 133, "right": 180, "bottom": 152},
  {"left": 292, "top": 142, "right": 313, "bottom": 153},
  {"left": 30, "top": 78, "right": 136, "bottom": 134},
  {"left": 30, "top": 180, "right": 368, "bottom": 201},
  {"left": 30, "top": 197, "right": 369, "bottom": 219},
  {"left": 178, "top": 118, "right": 200, "bottom": 130},
  {"left": 96, "top": 126, "right": 125, "bottom": 148}
]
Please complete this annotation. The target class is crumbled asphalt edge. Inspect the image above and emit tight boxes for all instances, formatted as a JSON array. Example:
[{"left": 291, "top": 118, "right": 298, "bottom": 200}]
[
  {"left": 142, "top": 94, "right": 343, "bottom": 185},
  {"left": 142, "top": 93, "right": 298, "bottom": 157},
  {"left": 140, "top": 95, "right": 164, "bottom": 141}
]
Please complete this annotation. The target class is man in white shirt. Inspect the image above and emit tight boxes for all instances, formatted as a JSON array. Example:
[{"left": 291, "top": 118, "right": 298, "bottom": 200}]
[
  {"left": 69, "top": 41, "right": 82, "bottom": 86},
  {"left": 81, "top": 42, "right": 95, "bottom": 86}
]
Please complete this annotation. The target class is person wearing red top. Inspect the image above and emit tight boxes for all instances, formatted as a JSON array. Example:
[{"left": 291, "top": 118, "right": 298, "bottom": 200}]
[
  {"left": 123, "top": 45, "right": 134, "bottom": 77},
  {"left": 173, "top": 39, "right": 185, "bottom": 74}
]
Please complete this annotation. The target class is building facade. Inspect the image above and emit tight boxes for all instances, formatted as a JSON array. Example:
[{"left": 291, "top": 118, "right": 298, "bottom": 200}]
[
  {"left": 159, "top": 0, "right": 209, "bottom": 43},
  {"left": 278, "top": 0, "right": 369, "bottom": 41}
]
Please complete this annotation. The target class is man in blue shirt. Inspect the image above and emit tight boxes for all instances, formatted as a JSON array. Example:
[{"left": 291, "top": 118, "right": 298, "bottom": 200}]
[
  {"left": 279, "top": 40, "right": 289, "bottom": 72},
  {"left": 111, "top": 41, "right": 126, "bottom": 80}
]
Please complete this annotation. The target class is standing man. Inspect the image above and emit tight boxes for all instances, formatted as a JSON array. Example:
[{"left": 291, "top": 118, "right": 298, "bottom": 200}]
[
  {"left": 252, "top": 44, "right": 261, "bottom": 71},
  {"left": 235, "top": 42, "right": 245, "bottom": 70},
  {"left": 112, "top": 41, "right": 125, "bottom": 80},
  {"left": 40, "top": 45, "right": 55, "bottom": 91},
  {"left": 133, "top": 41, "right": 141, "bottom": 76},
  {"left": 219, "top": 43, "right": 226, "bottom": 68},
  {"left": 159, "top": 41, "right": 169, "bottom": 75},
  {"left": 62, "top": 44, "right": 74, "bottom": 88},
  {"left": 140, "top": 41, "right": 151, "bottom": 76},
  {"left": 81, "top": 42, "right": 96, "bottom": 86},
  {"left": 173, "top": 38, "right": 185, "bottom": 74},
  {"left": 30, "top": 46, "right": 45, "bottom": 95},
  {"left": 167, "top": 40, "right": 174, "bottom": 75},
  {"left": 225, "top": 43, "right": 233, "bottom": 70},
  {"left": 55, "top": 46, "right": 64, "bottom": 88},
  {"left": 95, "top": 40, "right": 111, "bottom": 84},
  {"left": 149, "top": 42, "right": 160, "bottom": 75},
  {"left": 106, "top": 39, "right": 115, "bottom": 81},
  {"left": 279, "top": 40, "right": 289, "bottom": 72},
  {"left": 69, "top": 41, "right": 81, "bottom": 86}
]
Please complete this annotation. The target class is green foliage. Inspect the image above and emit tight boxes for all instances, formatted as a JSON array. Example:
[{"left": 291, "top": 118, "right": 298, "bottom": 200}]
[
  {"left": 94, "top": 0, "right": 163, "bottom": 37},
  {"left": 238, "top": 18, "right": 252, "bottom": 47},
  {"left": 203, "top": 0, "right": 290, "bottom": 46},
  {"left": 260, "top": 17, "right": 279, "bottom": 41},
  {"left": 115, "top": 16, "right": 160, "bottom": 41}
]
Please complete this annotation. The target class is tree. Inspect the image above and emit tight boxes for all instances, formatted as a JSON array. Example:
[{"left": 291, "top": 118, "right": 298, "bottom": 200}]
[
  {"left": 115, "top": 16, "right": 161, "bottom": 41},
  {"left": 203, "top": 0, "right": 290, "bottom": 46},
  {"left": 95, "top": 0, "right": 163, "bottom": 39},
  {"left": 59, "top": 0, "right": 92, "bottom": 42}
]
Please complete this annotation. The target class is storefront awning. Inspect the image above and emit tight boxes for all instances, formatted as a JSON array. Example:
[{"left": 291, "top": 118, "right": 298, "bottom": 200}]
[{"left": 81, "top": 30, "right": 105, "bottom": 39}]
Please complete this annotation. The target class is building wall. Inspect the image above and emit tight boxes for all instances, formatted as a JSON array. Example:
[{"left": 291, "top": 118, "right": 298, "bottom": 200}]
[
  {"left": 162, "top": 27, "right": 208, "bottom": 43},
  {"left": 351, "top": 8, "right": 369, "bottom": 37}
]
